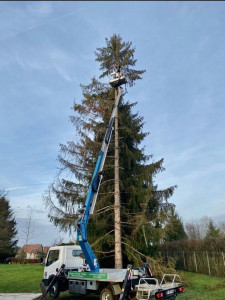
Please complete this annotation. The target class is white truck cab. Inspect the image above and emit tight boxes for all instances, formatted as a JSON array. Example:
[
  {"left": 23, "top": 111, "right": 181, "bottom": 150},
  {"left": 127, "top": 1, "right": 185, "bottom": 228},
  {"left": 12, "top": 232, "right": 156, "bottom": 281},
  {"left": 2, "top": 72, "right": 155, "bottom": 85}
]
[{"left": 43, "top": 245, "right": 87, "bottom": 285}]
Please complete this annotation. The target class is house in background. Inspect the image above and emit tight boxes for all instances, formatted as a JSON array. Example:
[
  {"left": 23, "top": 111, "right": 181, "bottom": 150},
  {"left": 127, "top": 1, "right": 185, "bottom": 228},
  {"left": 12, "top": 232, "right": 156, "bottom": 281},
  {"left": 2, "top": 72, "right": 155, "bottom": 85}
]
[{"left": 18, "top": 244, "right": 49, "bottom": 260}]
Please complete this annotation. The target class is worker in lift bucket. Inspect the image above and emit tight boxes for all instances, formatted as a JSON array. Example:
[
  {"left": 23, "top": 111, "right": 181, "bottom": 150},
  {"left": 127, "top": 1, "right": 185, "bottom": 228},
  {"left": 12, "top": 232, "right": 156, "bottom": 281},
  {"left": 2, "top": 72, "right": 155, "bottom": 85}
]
[{"left": 113, "top": 62, "right": 121, "bottom": 79}]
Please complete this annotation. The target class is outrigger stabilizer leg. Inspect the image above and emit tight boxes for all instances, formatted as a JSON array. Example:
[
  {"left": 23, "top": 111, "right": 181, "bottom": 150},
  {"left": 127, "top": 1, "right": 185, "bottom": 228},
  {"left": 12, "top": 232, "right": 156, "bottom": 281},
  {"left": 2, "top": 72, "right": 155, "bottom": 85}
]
[
  {"left": 119, "top": 264, "right": 133, "bottom": 300},
  {"left": 40, "top": 264, "right": 65, "bottom": 300},
  {"left": 143, "top": 262, "right": 153, "bottom": 277}
]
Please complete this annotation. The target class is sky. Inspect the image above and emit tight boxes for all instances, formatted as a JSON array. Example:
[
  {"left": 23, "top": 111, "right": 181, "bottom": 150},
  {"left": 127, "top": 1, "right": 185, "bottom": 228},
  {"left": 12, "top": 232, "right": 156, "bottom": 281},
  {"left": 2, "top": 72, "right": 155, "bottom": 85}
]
[{"left": 1, "top": 1, "right": 225, "bottom": 246}]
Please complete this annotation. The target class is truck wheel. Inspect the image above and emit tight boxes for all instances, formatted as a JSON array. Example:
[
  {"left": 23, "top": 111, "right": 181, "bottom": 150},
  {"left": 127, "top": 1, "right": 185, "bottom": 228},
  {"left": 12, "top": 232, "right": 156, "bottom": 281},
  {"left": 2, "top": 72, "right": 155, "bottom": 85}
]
[
  {"left": 49, "top": 282, "right": 60, "bottom": 299},
  {"left": 100, "top": 286, "right": 119, "bottom": 300}
]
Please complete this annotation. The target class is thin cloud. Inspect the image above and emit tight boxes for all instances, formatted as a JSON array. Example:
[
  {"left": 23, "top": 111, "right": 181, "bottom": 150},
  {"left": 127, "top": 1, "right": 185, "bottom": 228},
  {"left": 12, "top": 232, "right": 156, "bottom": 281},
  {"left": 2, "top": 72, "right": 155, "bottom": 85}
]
[
  {"left": 0, "top": 5, "right": 93, "bottom": 42},
  {"left": 6, "top": 186, "right": 29, "bottom": 191}
]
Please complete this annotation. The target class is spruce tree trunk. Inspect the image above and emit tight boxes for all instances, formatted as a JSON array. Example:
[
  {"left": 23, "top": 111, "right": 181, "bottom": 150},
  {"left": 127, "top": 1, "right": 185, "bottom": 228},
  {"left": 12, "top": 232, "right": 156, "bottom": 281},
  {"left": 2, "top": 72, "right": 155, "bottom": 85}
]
[{"left": 114, "top": 89, "right": 123, "bottom": 268}]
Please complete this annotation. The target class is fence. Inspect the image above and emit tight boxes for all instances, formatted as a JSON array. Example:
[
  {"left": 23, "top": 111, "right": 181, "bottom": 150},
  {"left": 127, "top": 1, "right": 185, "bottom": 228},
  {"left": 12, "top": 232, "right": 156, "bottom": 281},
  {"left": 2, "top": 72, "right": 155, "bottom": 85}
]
[{"left": 161, "top": 250, "right": 225, "bottom": 277}]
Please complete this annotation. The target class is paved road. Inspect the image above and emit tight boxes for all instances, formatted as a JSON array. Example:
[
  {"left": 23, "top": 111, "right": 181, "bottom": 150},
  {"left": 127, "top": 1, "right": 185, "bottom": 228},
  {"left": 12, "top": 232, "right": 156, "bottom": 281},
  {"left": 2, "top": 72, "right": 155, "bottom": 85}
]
[{"left": 0, "top": 294, "right": 41, "bottom": 300}]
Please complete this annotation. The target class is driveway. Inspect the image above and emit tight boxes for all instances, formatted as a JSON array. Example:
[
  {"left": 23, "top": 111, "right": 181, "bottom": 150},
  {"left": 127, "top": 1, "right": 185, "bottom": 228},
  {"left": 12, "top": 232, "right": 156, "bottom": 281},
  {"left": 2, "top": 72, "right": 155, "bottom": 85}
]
[{"left": 0, "top": 294, "right": 41, "bottom": 300}]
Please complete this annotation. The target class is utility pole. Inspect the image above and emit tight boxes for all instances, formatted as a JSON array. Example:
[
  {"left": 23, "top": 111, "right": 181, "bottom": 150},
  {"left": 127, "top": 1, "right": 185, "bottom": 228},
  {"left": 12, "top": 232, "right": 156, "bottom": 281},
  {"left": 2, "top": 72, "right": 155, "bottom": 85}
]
[{"left": 114, "top": 88, "right": 122, "bottom": 268}]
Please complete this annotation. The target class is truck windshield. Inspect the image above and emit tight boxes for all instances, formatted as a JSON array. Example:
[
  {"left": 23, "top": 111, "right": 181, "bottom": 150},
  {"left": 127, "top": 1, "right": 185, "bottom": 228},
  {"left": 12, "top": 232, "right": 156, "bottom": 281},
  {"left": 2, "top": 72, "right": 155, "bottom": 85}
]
[
  {"left": 72, "top": 249, "right": 83, "bottom": 257},
  {"left": 46, "top": 250, "right": 59, "bottom": 266}
]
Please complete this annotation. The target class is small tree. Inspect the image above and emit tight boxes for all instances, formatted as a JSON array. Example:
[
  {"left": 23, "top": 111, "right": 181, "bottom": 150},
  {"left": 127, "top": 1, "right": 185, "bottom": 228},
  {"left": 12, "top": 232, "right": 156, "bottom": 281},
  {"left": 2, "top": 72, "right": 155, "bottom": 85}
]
[
  {"left": 205, "top": 219, "right": 220, "bottom": 238},
  {"left": 20, "top": 208, "right": 35, "bottom": 264},
  {"left": 20, "top": 208, "right": 35, "bottom": 243},
  {"left": 17, "top": 248, "right": 26, "bottom": 263},
  {"left": 0, "top": 190, "right": 18, "bottom": 262},
  {"left": 163, "top": 206, "right": 187, "bottom": 242}
]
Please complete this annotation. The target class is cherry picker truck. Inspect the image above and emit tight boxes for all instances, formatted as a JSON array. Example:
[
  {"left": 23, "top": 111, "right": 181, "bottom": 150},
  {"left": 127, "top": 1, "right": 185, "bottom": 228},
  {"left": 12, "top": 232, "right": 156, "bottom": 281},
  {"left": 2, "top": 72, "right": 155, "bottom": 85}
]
[{"left": 40, "top": 65, "right": 184, "bottom": 300}]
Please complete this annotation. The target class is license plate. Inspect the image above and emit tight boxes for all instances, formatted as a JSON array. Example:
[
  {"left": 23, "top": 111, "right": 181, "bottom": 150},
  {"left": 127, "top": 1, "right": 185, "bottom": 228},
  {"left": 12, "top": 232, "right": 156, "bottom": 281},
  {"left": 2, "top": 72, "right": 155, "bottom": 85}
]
[{"left": 167, "top": 289, "right": 175, "bottom": 295}]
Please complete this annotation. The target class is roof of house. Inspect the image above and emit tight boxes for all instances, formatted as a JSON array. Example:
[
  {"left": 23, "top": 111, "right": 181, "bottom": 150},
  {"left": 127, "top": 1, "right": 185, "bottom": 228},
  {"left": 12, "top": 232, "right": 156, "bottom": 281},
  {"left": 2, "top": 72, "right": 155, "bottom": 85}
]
[
  {"left": 43, "top": 246, "right": 50, "bottom": 254},
  {"left": 19, "top": 244, "right": 43, "bottom": 254}
]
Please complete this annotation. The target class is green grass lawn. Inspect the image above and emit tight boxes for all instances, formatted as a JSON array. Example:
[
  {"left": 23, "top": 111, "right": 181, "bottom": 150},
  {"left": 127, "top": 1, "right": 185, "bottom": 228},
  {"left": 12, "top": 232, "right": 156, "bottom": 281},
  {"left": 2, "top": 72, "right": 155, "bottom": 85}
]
[
  {"left": 0, "top": 264, "right": 43, "bottom": 293},
  {"left": 178, "top": 271, "right": 225, "bottom": 300},
  {"left": 1, "top": 264, "right": 225, "bottom": 299}
]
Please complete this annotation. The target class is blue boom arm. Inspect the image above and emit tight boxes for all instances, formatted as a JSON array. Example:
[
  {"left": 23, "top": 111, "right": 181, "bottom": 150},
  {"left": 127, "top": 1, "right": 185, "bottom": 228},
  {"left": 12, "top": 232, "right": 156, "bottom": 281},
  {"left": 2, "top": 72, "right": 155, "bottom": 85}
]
[{"left": 77, "top": 87, "right": 122, "bottom": 272}]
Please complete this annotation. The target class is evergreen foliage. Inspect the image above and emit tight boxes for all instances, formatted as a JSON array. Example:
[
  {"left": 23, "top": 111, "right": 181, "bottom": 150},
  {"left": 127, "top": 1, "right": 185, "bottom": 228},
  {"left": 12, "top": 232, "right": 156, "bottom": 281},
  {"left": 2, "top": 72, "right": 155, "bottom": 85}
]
[
  {"left": 44, "top": 34, "right": 177, "bottom": 267},
  {"left": 163, "top": 206, "right": 187, "bottom": 242},
  {"left": 0, "top": 190, "right": 18, "bottom": 262},
  {"left": 95, "top": 34, "right": 145, "bottom": 86},
  {"left": 205, "top": 219, "right": 220, "bottom": 238}
]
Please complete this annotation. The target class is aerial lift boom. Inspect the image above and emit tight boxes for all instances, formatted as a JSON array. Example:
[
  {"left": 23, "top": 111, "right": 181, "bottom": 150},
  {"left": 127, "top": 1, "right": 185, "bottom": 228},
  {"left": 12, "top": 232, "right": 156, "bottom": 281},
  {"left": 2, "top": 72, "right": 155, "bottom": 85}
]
[{"left": 76, "top": 65, "right": 126, "bottom": 272}]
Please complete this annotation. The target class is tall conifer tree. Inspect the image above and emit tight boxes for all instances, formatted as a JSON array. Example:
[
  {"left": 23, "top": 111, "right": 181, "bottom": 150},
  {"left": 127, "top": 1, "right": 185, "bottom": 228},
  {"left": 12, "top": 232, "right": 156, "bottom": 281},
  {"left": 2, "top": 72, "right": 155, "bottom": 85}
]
[
  {"left": 0, "top": 190, "right": 18, "bottom": 262},
  {"left": 44, "top": 34, "right": 176, "bottom": 267}
]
